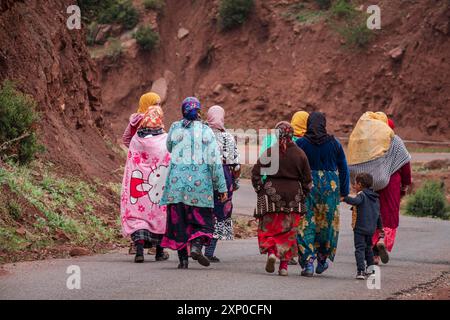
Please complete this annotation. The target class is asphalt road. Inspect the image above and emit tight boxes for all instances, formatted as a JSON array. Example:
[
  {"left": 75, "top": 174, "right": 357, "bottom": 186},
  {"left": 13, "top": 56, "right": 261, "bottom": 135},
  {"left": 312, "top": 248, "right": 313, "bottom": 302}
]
[
  {"left": 1, "top": 153, "right": 449, "bottom": 300},
  {"left": 1, "top": 193, "right": 449, "bottom": 299}
]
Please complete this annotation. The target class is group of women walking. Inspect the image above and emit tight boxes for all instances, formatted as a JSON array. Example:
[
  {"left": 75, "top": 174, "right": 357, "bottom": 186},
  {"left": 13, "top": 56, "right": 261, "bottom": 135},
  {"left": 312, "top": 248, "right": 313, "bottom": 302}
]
[
  {"left": 120, "top": 91, "right": 411, "bottom": 276},
  {"left": 120, "top": 93, "right": 239, "bottom": 268}
]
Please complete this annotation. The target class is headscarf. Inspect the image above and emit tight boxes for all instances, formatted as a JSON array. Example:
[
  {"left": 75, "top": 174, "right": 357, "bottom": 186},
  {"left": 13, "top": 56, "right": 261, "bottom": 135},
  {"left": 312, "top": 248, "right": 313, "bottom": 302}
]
[
  {"left": 291, "top": 111, "right": 309, "bottom": 137},
  {"left": 275, "top": 121, "right": 294, "bottom": 154},
  {"left": 303, "top": 112, "right": 333, "bottom": 145},
  {"left": 139, "top": 106, "right": 164, "bottom": 130},
  {"left": 207, "top": 105, "right": 226, "bottom": 131},
  {"left": 137, "top": 92, "right": 161, "bottom": 114},
  {"left": 181, "top": 97, "right": 201, "bottom": 127},
  {"left": 388, "top": 119, "right": 395, "bottom": 130},
  {"left": 137, "top": 106, "right": 165, "bottom": 137}
]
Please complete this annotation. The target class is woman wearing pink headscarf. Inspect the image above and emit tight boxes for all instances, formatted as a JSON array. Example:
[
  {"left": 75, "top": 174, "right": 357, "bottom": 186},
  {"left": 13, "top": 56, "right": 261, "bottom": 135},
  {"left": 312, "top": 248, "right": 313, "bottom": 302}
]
[{"left": 204, "top": 105, "right": 241, "bottom": 262}]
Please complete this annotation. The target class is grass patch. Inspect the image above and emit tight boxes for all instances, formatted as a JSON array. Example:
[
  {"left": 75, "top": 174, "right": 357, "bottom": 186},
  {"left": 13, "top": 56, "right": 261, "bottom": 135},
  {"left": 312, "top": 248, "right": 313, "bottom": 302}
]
[
  {"left": 283, "top": 1, "right": 375, "bottom": 48},
  {"left": 0, "top": 161, "right": 121, "bottom": 259},
  {"left": 282, "top": 3, "right": 326, "bottom": 24},
  {"left": 296, "top": 9, "right": 326, "bottom": 24},
  {"left": 80, "top": 0, "right": 139, "bottom": 30},
  {"left": 408, "top": 147, "right": 450, "bottom": 153},
  {"left": 405, "top": 180, "right": 449, "bottom": 220},
  {"left": 105, "top": 37, "right": 123, "bottom": 60},
  {"left": 7, "top": 200, "right": 22, "bottom": 221},
  {"left": 0, "top": 226, "right": 27, "bottom": 253}
]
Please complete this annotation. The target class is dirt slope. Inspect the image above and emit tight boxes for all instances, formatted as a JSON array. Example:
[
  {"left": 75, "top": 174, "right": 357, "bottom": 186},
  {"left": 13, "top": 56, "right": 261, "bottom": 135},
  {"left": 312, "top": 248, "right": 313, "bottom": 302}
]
[
  {"left": 0, "top": 0, "right": 121, "bottom": 180},
  {"left": 99, "top": 0, "right": 450, "bottom": 143}
]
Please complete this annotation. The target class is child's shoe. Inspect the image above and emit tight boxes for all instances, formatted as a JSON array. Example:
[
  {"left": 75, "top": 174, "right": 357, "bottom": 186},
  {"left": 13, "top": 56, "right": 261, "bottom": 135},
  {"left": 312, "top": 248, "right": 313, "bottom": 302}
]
[
  {"left": 315, "top": 259, "right": 329, "bottom": 275},
  {"left": 365, "top": 268, "right": 376, "bottom": 277},
  {"left": 376, "top": 239, "right": 389, "bottom": 264},
  {"left": 265, "top": 253, "right": 277, "bottom": 273},
  {"left": 206, "top": 256, "right": 221, "bottom": 263},
  {"left": 278, "top": 261, "right": 288, "bottom": 276},
  {"left": 301, "top": 258, "right": 315, "bottom": 277},
  {"left": 355, "top": 271, "right": 366, "bottom": 280}
]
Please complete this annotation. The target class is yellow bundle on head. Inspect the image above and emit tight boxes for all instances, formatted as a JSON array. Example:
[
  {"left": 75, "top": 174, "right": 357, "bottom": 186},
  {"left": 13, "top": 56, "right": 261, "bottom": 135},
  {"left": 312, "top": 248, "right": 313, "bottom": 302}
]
[{"left": 347, "top": 111, "right": 394, "bottom": 165}]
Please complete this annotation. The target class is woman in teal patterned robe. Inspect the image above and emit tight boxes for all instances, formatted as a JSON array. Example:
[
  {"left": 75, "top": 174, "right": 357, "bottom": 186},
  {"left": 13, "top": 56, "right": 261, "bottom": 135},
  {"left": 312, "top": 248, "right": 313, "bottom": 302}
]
[{"left": 295, "top": 112, "right": 350, "bottom": 277}]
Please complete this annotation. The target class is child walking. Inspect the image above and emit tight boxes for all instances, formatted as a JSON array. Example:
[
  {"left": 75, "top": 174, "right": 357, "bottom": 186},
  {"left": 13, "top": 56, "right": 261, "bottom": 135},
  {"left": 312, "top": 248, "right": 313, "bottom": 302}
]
[{"left": 342, "top": 173, "right": 383, "bottom": 280}]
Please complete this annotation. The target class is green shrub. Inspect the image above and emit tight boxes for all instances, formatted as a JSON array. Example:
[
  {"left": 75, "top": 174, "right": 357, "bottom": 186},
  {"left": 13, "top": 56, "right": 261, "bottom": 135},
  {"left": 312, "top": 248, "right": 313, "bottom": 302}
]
[
  {"left": 143, "top": 0, "right": 165, "bottom": 12},
  {"left": 219, "top": 0, "right": 254, "bottom": 30},
  {"left": 329, "top": 0, "right": 373, "bottom": 48},
  {"left": 406, "top": 181, "right": 449, "bottom": 220},
  {"left": 134, "top": 26, "right": 160, "bottom": 51},
  {"left": 97, "top": 0, "right": 139, "bottom": 30},
  {"left": 0, "top": 81, "right": 42, "bottom": 164},
  {"left": 337, "top": 19, "right": 373, "bottom": 48}
]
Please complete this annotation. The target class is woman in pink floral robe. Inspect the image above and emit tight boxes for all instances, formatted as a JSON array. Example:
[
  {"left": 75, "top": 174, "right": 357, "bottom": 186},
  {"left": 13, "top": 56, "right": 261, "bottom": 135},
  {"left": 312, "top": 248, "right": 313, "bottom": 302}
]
[{"left": 120, "top": 106, "right": 171, "bottom": 263}]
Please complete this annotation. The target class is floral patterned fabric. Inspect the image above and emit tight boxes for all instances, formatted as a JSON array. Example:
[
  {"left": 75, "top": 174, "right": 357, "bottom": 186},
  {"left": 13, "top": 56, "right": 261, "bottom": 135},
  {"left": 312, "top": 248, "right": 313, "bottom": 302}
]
[
  {"left": 161, "top": 203, "right": 214, "bottom": 250},
  {"left": 212, "top": 164, "right": 235, "bottom": 240},
  {"left": 139, "top": 106, "right": 164, "bottom": 130},
  {"left": 297, "top": 170, "right": 341, "bottom": 267},
  {"left": 258, "top": 213, "right": 301, "bottom": 261},
  {"left": 211, "top": 129, "right": 240, "bottom": 165},
  {"left": 160, "top": 120, "right": 227, "bottom": 208}
]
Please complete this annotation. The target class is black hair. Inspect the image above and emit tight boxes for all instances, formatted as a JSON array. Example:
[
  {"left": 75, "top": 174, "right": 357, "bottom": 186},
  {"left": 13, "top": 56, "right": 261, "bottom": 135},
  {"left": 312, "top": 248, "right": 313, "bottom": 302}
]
[{"left": 355, "top": 173, "right": 374, "bottom": 189}]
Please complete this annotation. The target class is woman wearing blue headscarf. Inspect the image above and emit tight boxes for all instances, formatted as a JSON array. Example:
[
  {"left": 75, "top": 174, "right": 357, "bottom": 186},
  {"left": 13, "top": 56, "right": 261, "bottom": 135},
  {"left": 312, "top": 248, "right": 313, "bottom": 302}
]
[{"left": 161, "top": 97, "right": 228, "bottom": 269}]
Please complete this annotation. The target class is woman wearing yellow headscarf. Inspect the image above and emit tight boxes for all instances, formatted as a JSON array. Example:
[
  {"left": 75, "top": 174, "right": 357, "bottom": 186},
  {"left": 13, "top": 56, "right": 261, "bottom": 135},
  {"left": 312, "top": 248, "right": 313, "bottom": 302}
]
[
  {"left": 122, "top": 92, "right": 161, "bottom": 148},
  {"left": 291, "top": 111, "right": 309, "bottom": 141},
  {"left": 259, "top": 111, "right": 309, "bottom": 157}
]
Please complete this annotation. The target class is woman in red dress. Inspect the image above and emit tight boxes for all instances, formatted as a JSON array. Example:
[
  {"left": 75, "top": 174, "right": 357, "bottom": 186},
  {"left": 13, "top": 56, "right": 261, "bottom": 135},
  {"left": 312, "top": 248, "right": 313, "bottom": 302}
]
[{"left": 252, "top": 122, "right": 312, "bottom": 276}]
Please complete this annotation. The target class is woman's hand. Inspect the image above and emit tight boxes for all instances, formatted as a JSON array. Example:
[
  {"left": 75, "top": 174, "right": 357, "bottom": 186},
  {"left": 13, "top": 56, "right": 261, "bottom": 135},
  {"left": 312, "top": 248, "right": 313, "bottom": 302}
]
[{"left": 219, "top": 193, "right": 228, "bottom": 203}]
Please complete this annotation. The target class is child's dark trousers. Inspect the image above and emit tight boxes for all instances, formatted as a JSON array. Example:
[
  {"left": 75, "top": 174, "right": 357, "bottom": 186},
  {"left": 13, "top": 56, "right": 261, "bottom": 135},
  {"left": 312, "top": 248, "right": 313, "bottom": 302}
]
[{"left": 354, "top": 232, "right": 375, "bottom": 272}]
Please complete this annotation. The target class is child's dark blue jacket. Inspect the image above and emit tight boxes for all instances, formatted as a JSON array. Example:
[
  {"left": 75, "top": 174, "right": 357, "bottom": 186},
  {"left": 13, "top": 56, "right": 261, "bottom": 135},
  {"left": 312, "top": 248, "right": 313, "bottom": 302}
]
[{"left": 344, "top": 188, "right": 382, "bottom": 235}]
